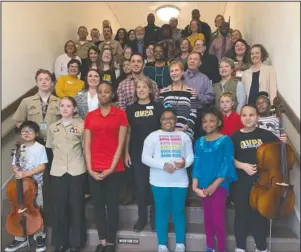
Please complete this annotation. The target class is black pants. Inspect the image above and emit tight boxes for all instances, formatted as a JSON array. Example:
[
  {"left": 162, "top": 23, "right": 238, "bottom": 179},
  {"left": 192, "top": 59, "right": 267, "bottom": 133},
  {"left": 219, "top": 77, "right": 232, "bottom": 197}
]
[
  {"left": 51, "top": 173, "right": 86, "bottom": 248},
  {"left": 89, "top": 171, "right": 121, "bottom": 243},
  {"left": 132, "top": 156, "right": 154, "bottom": 223},
  {"left": 231, "top": 175, "right": 268, "bottom": 250}
]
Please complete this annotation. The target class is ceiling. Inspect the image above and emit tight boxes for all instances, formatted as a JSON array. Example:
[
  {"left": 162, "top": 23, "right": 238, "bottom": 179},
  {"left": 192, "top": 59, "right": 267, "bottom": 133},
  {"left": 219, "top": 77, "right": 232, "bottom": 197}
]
[{"left": 106, "top": 2, "right": 228, "bottom": 30}]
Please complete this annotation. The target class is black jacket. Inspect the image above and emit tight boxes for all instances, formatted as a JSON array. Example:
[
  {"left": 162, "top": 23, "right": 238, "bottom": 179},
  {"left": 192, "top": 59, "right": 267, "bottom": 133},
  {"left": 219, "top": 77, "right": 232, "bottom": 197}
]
[
  {"left": 144, "top": 24, "right": 160, "bottom": 45},
  {"left": 199, "top": 52, "right": 221, "bottom": 84},
  {"left": 128, "top": 40, "right": 146, "bottom": 58}
]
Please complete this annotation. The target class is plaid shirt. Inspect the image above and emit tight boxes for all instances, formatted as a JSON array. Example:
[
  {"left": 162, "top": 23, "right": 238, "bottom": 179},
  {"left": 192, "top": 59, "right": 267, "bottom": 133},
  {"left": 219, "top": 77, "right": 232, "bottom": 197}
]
[{"left": 117, "top": 75, "right": 159, "bottom": 110}]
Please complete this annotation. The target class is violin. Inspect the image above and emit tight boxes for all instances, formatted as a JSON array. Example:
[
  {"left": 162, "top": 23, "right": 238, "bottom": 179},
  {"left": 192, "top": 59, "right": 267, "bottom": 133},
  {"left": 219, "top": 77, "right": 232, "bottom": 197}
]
[
  {"left": 249, "top": 97, "right": 296, "bottom": 219},
  {"left": 5, "top": 141, "right": 43, "bottom": 237}
]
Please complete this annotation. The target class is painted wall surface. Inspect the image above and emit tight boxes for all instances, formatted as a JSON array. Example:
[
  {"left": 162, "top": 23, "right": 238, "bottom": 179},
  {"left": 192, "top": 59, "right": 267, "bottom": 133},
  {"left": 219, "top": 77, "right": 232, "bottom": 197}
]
[
  {"left": 224, "top": 2, "right": 300, "bottom": 118},
  {"left": 224, "top": 2, "right": 300, "bottom": 223},
  {"left": 2, "top": 2, "right": 120, "bottom": 108}
]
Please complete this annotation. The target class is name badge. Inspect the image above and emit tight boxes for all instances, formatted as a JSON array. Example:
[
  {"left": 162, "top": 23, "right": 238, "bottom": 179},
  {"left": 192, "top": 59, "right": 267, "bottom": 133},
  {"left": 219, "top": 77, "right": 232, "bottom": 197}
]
[
  {"left": 146, "top": 106, "right": 154, "bottom": 110},
  {"left": 67, "top": 81, "right": 73, "bottom": 84},
  {"left": 40, "top": 122, "right": 47, "bottom": 131},
  {"left": 236, "top": 71, "right": 243, "bottom": 78}
]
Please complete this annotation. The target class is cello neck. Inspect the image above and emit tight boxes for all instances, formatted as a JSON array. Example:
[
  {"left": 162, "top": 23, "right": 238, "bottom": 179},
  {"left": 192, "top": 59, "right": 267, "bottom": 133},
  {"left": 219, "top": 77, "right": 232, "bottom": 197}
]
[
  {"left": 279, "top": 112, "right": 289, "bottom": 184},
  {"left": 14, "top": 142, "right": 24, "bottom": 206}
]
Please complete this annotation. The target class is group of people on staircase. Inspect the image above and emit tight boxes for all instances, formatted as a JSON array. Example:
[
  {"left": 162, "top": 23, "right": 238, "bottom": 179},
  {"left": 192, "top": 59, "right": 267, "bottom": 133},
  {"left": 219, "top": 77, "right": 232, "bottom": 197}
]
[{"left": 5, "top": 8, "right": 289, "bottom": 252}]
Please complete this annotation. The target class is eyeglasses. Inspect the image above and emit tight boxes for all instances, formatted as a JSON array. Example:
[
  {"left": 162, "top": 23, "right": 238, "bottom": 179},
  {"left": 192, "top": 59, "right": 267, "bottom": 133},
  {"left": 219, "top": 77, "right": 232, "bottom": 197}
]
[
  {"left": 21, "top": 130, "right": 35, "bottom": 134},
  {"left": 164, "top": 103, "right": 173, "bottom": 109}
]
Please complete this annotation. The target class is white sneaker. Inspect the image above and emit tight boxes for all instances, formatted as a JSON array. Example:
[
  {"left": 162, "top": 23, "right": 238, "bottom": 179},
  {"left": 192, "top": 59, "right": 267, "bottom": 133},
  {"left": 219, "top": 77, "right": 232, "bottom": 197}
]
[
  {"left": 175, "top": 243, "right": 185, "bottom": 252},
  {"left": 255, "top": 249, "right": 269, "bottom": 252},
  {"left": 235, "top": 249, "right": 246, "bottom": 252},
  {"left": 157, "top": 245, "right": 170, "bottom": 252}
]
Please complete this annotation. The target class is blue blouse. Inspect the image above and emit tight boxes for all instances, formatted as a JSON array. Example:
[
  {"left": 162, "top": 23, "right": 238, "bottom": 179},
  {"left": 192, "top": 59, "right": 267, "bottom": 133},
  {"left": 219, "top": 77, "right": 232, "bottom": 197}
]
[{"left": 192, "top": 135, "right": 237, "bottom": 192}]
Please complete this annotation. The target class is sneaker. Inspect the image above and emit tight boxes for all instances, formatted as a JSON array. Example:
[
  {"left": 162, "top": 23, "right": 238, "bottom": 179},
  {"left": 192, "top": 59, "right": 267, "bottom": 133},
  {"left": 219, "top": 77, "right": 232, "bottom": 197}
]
[
  {"left": 35, "top": 236, "right": 46, "bottom": 252},
  {"left": 175, "top": 243, "right": 185, "bottom": 252},
  {"left": 255, "top": 249, "right": 269, "bottom": 252},
  {"left": 205, "top": 248, "right": 215, "bottom": 252},
  {"left": 157, "top": 245, "right": 170, "bottom": 252},
  {"left": 5, "top": 239, "right": 28, "bottom": 252},
  {"left": 105, "top": 244, "right": 115, "bottom": 252},
  {"left": 235, "top": 249, "right": 246, "bottom": 252}
]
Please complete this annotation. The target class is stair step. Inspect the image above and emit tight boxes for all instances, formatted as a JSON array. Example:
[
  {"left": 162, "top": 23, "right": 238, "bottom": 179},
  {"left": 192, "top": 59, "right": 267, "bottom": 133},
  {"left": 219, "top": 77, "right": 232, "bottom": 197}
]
[
  {"left": 38, "top": 221, "right": 298, "bottom": 252},
  {"left": 83, "top": 202, "right": 292, "bottom": 228}
]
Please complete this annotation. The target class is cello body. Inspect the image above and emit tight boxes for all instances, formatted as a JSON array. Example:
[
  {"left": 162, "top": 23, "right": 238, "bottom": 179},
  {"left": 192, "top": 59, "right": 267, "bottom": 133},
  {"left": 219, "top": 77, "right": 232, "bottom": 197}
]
[
  {"left": 249, "top": 142, "right": 296, "bottom": 218},
  {"left": 5, "top": 142, "right": 43, "bottom": 237},
  {"left": 250, "top": 98, "right": 296, "bottom": 219}
]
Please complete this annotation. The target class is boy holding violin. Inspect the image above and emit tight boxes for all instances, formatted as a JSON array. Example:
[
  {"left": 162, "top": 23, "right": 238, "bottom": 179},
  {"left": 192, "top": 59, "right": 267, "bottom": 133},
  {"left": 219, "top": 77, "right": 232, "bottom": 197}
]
[
  {"left": 230, "top": 105, "right": 287, "bottom": 252},
  {"left": 5, "top": 121, "right": 48, "bottom": 252}
]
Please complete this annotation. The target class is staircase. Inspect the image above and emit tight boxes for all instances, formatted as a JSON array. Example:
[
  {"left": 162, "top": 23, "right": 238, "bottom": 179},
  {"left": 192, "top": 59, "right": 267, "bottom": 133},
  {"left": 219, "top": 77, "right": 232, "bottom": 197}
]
[{"left": 2, "top": 199, "right": 299, "bottom": 252}]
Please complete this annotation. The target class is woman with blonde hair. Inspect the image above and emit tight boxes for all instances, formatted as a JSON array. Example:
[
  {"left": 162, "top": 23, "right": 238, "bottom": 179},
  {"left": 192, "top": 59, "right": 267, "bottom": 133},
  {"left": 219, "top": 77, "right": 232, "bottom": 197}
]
[
  {"left": 125, "top": 76, "right": 164, "bottom": 232},
  {"left": 159, "top": 61, "right": 197, "bottom": 139}
]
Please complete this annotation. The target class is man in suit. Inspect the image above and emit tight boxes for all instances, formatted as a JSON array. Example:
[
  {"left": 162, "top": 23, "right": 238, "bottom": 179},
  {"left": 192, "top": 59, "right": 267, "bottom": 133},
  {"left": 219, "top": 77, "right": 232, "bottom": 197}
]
[{"left": 129, "top": 26, "right": 146, "bottom": 58}]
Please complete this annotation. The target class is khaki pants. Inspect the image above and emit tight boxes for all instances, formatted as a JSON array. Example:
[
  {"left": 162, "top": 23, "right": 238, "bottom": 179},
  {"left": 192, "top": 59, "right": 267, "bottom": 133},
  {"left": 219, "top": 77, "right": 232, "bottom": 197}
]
[{"left": 15, "top": 185, "right": 46, "bottom": 241}]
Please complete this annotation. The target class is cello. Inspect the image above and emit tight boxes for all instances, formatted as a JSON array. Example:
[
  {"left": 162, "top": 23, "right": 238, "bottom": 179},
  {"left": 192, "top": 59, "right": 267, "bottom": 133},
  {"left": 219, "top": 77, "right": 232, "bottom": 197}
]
[
  {"left": 5, "top": 141, "right": 43, "bottom": 249},
  {"left": 249, "top": 98, "right": 296, "bottom": 219}
]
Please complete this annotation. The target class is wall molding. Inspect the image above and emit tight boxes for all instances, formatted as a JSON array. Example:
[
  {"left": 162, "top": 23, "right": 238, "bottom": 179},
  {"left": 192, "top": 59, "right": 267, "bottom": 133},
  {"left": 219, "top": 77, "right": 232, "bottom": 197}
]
[{"left": 1, "top": 86, "right": 38, "bottom": 122}]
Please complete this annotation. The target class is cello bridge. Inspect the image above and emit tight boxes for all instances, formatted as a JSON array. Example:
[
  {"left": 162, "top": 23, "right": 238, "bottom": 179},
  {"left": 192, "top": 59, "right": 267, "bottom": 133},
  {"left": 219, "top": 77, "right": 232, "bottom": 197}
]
[
  {"left": 17, "top": 208, "right": 27, "bottom": 214},
  {"left": 276, "top": 182, "right": 289, "bottom": 187}
]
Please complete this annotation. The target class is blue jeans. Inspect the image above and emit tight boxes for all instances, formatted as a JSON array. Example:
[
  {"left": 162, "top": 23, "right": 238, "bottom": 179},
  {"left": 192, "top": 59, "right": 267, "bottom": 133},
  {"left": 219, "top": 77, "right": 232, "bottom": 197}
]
[{"left": 151, "top": 185, "right": 188, "bottom": 245}]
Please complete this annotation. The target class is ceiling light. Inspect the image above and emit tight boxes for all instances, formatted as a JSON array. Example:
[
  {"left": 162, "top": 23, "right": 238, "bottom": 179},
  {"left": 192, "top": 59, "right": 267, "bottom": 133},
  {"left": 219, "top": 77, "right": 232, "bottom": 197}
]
[{"left": 156, "top": 5, "right": 180, "bottom": 22}]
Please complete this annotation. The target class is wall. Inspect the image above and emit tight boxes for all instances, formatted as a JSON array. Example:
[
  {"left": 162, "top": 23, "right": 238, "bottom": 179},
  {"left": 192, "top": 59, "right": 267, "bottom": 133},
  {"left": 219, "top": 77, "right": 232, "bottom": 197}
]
[
  {"left": 1, "top": 2, "right": 120, "bottom": 109},
  {"left": 224, "top": 2, "right": 300, "bottom": 118},
  {"left": 224, "top": 2, "right": 301, "bottom": 227}
]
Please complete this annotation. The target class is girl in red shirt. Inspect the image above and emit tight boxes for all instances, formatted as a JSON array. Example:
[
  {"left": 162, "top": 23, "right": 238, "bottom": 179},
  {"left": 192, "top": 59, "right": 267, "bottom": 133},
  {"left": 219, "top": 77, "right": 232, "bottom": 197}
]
[{"left": 84, "top": 81, "right": 128, "bottom": 252}]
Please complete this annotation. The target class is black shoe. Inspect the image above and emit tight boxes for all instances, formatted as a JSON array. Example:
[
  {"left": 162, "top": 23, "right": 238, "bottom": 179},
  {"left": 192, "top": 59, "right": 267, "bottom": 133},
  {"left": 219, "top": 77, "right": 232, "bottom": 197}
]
[
  {"left": 123, "top": 194, "right": 134, "bottom": 205},
  {"left": 133, "top": 218, "right": 147, "bottom": 232},
  {"left": 36, "top": 236, "right": 46, "bottom": 252},
  {"left": 5, "top": 239, "right": 28, "bottom": 252},
  {"left": 70, "top": 248, "right": 80, "bottom": 252},
  {"left": 105, "top": 244, "right": 116, "bottom": 252},
  {"left": 94, "top": 244, "right": 106, "bottom": 252},
  {"left": 54, "top": 245, "right": 69, "bottom": 252}
]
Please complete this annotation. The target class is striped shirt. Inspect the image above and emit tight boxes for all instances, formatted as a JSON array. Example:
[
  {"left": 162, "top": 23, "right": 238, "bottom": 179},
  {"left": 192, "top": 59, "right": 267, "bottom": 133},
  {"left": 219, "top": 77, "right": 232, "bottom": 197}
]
[
  {"left": 257, "top": 115, "right": 280, "bottom": 137},
  {"left": 159, "top": 87, "right": 197, "bottom": 139}
]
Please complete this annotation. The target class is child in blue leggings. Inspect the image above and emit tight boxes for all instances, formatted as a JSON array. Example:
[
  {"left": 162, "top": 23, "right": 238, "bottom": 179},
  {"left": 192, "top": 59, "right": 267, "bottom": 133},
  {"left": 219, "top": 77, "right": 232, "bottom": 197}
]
[{"left": 142, "top": 108, "right": 194, "bottom": 252}]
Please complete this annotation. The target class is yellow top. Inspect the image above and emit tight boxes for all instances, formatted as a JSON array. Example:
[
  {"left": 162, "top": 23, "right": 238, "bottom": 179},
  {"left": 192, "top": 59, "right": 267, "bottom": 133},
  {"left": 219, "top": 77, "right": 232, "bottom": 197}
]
[
  {"left": 55, "top": 74, "right": 84, "bottom": 98},
  {"left": 187, "top": 33, "right": 205, "bottom": 49}
]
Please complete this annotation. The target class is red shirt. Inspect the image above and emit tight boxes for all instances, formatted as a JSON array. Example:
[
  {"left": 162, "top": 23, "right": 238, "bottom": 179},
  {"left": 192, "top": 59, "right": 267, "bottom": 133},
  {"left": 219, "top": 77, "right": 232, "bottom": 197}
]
[
  {"left": 84, "top": 106, "right": 128, "bottom": 172},
  {"left": 221, "top": 112, "right": 243, "bottom": 136}
]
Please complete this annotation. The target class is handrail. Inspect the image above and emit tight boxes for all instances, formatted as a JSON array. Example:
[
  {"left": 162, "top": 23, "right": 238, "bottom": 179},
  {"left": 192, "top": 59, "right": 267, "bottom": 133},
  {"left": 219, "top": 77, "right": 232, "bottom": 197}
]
[
  {"left": 1, "top": 86, "right": 38, "bottom": 122},
  {"left": 276, "top": 91, "right": 300, "bottom": 164}
]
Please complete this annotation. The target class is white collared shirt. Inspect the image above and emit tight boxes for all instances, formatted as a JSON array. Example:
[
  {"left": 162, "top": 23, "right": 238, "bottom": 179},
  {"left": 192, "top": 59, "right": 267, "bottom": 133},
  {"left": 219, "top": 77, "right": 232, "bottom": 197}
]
[{"left": 87, "top": 92, "right": 99, "bottom": 112}]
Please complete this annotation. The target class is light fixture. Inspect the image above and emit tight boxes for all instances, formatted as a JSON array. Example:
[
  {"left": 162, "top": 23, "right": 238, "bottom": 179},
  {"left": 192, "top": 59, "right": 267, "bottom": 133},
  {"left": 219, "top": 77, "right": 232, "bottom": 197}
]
[{"left": 155, "top": 5, "right": 180, "bottom": 22}]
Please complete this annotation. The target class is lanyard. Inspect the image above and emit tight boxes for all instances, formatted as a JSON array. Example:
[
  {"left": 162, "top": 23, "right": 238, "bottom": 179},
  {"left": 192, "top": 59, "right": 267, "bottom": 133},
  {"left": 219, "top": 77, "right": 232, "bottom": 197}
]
[{"left": 40, "top": 96, "right": 50, "bottom": 122}]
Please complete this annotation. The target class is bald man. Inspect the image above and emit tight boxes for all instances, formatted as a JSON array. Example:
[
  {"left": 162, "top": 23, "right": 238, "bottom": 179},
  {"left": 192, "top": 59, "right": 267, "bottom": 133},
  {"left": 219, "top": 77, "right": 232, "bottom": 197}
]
[
  {"left": 169, "top": 17, "right": 182, "bottom": 42},
  {"left": 144, "top": 13, "right": 159, "bottom": 45},
  {"left": 182, "top": 9, "right": 212, "bottom": 47},
  {"left": 128, "top": 26, "right": 147, "bottom": 57}
]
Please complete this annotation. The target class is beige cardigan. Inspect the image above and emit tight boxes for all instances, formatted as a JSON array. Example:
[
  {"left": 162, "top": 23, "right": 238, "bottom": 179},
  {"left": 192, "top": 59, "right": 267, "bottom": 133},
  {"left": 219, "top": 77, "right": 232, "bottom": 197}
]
[{"left": 242, "top": 64, "right": 277, "bottom": 102}]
